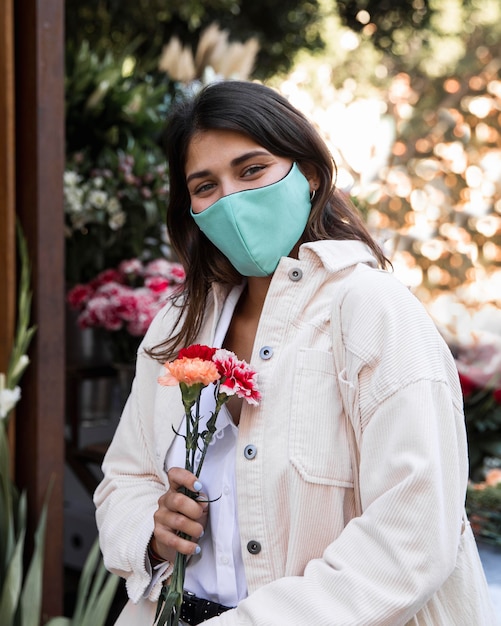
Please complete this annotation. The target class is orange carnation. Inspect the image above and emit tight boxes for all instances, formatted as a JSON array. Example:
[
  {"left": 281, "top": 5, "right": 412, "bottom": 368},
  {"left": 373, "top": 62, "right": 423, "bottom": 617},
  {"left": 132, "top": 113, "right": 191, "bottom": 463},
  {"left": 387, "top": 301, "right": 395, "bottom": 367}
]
[{"left": 158, "top": 356, "right": 220, "bottom": 387}]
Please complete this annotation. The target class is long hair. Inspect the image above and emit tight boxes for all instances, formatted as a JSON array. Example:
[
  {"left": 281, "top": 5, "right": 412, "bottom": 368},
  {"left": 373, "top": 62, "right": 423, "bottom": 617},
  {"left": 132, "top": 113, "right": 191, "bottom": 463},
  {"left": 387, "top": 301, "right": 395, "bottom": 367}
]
[{"left": 150, "top": 80, "right": 388, "bottom": 361}]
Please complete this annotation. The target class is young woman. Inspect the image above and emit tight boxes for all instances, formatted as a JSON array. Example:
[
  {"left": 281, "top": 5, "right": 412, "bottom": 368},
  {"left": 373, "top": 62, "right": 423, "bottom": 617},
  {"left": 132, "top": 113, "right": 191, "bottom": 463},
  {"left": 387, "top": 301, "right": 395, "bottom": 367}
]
[{"left": 94, "top": 80, "right": 495, "bottom": 625}]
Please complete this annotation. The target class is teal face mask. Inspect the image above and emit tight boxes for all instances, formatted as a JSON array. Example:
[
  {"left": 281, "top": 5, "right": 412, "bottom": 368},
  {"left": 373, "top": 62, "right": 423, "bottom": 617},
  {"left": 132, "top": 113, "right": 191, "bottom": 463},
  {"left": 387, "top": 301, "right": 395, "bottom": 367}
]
[{"left": 190, "top": 163, "right": 311, "bottom": 277}]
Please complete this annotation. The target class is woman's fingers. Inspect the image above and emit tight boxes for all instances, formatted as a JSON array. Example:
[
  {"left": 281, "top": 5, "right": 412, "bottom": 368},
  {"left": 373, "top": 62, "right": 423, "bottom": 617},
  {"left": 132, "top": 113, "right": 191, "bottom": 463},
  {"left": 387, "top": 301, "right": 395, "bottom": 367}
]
[
  {"left": 151, "top": 467, "right": 208, "bottom": 560},
  {"left": 167, "top": 466, "right": 204, "bottom": 494}
]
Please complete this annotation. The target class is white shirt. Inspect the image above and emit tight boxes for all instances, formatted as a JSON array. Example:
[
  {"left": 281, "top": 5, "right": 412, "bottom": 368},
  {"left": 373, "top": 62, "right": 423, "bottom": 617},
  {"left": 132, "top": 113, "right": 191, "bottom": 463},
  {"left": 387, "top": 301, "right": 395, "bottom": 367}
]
[{"left": 146, "top": 283, "right": 247, "bottom": 606}]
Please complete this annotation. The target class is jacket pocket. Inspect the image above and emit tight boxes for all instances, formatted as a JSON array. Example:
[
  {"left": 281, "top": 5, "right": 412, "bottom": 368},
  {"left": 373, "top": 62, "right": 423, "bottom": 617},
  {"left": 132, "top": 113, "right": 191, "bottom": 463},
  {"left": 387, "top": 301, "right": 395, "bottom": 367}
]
[{"left": 289, "top": 348, "right": 353, "bottom": 487}]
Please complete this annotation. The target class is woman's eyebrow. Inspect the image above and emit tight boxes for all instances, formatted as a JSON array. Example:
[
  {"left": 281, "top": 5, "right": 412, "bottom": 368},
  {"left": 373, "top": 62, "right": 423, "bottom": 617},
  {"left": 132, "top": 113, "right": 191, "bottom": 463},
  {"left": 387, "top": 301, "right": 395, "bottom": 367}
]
[
  {"left": 186, "top": 150, "right": 271, "bottom": 185},
  {"left": 230, "top": 150, "right": 270, "bottom": 166}
]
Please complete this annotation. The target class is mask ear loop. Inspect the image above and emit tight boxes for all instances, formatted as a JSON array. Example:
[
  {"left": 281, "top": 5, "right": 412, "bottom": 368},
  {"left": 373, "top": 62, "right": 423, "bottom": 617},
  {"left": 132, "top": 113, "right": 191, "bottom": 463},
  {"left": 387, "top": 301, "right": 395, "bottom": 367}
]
[{"left": 310, "top": 185, "right": 317, "bottom": 201}]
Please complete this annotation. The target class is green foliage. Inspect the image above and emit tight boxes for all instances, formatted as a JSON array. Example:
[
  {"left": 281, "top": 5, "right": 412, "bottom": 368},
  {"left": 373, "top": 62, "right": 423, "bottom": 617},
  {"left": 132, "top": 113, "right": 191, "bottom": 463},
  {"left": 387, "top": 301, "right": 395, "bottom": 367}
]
[
  {"left": 0, "top": 225, "right": 48, "bottom": 626},
  {"left": 65, "top": 0, "right": 324, "bottom": 79},
  {"left": 46, "top": 539, "right": 120, "bottom": 626},
  {"left": 336, "top": 0, "right": 432, "bottom": 54},
  {"left": 65, "top": 41, "right": 173, "bottom": 284},
  {"left": 65, "top": 40, "right": 172, "bottom": 157},
  {"left": 466, "top": 483, "right": 501, "bottom": 547},
  {"left": 5, "top": 224, "right": 36, "bottom": 397},
  {"left": 464, "top": 390, "right": 501, "bottom": 481}
]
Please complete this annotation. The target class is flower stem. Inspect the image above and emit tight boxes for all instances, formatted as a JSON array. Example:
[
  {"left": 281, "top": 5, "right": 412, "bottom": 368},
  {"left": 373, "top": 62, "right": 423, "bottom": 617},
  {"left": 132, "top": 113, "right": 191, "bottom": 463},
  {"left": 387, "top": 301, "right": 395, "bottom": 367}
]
[{"left": 155, "top": 551, "right": 187, "bottom": 626}]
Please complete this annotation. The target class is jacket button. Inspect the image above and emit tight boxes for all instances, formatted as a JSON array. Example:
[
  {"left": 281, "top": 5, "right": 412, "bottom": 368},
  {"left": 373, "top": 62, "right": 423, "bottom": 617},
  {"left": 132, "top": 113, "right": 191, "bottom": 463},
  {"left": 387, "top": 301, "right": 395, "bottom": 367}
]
[
  {"left": 247, "top": 540, "right": 261, "bottom": 555},
  {"left": 259, "top": 346, "right": 273, "bottom": 360},
  {"left": 244, "top": 444, "right": 257, "bottom": 459},
  {"left": 288, "top": 267, "right": 303, "bottom": 281}
]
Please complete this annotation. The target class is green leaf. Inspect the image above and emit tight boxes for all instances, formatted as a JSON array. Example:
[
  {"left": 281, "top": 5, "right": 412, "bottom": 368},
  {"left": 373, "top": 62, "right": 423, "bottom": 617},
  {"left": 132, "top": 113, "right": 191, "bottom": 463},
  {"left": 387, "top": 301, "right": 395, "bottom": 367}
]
[
  {"left": 80, "top": 566, "right": 119, "bottom": 626},
  {"left": 19, "top": 481, "right": 53, "bottom": 626},
  {"left": 72, "top": 540, "right": 101, "bottom": 625},
  {"left": 0, "top": 493, "right": 26, "bottom": 626},
  {"left": 72, "top": 538, "right": 119, "bottom": 626},
  {"left": 82, "top": 559, "right": 108, "bottom": 614},
  {"left": 45, "top": 619, "right": 72, "bottom": 626},
  {"left": 6, "top": 222, "right": 37, "bottom": 392},
  {"left": 0, "top": 423, "right": 15, "bottom": 581}
]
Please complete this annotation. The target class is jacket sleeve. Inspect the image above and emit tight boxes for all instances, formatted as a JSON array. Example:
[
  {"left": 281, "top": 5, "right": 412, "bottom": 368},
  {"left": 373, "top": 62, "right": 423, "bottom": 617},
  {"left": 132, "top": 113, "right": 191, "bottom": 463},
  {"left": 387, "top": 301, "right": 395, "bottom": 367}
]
[
  {"left": 206, "top": 268, "right": 470, "bottom": 625},
  {"left": 93, "top": 304, "right": 179, "bottom": 603}
]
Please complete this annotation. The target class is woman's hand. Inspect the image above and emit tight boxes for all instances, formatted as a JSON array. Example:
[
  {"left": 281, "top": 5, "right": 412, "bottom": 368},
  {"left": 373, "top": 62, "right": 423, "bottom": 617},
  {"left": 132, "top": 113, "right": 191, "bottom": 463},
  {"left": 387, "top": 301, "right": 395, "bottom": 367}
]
[{"left": 150, "top": 467, "right": 209, "bottom": 563}]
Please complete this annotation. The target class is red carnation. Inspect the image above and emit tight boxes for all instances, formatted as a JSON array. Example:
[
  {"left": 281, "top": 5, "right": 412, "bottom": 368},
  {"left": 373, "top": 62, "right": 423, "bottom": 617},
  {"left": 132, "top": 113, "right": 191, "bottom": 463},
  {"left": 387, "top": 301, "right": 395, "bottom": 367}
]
[
  {"left": 178, "top": 344, "right": 217, "bottom": 361},
  {"left": 458, "top": 372, "right": 478, "bottom": 398}
]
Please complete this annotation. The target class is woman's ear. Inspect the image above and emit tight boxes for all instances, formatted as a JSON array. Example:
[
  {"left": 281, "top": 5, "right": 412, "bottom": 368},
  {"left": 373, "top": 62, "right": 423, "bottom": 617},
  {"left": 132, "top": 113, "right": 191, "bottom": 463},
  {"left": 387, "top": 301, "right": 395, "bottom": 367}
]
[{"left": 298, "top": 162, "right": 320, "bottom": 193}]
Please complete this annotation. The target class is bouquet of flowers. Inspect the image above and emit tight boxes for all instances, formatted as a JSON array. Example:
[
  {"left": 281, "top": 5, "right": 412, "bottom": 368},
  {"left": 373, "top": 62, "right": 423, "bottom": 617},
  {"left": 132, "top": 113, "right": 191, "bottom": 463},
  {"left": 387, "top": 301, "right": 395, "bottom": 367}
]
[
  {"left": 154, "top": 344, "right": 261, "bottom": 626},
  {"left": 67, "top": 258, "right": 185, "bottom": 364}
]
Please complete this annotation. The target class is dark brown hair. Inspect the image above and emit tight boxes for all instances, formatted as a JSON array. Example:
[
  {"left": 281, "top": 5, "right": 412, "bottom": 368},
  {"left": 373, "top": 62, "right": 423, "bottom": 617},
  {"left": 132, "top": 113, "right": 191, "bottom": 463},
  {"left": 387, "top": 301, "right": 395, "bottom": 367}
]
[{"left": 150, "top": 80, "right": 388, "bottom": 361}]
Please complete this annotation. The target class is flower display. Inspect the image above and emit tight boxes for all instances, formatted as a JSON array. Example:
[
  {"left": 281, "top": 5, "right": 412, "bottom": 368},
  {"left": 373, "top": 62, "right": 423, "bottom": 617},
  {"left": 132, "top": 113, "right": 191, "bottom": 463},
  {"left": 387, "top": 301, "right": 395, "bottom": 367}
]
[
  {"left": 67, "top": 258, "right": 185, "bottom": 364},
  {"left": 64, "top": 149, "right": 171, "bottom": 285},
  {"left": 154, "top": 344, "right": 261, "bottom": 626}
]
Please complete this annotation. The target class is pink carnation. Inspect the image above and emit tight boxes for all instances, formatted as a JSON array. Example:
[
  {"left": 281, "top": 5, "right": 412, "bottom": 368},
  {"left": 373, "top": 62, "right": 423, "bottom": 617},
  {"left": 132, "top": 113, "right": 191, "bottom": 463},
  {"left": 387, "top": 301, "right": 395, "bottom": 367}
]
[
  {"left": 213, "top": 348, "right": 261, "bottom": 405},
  {"left": 97, "top": 281, "right": 125, "bottom": 298},
  {"left": 79, "top": 295, "right": 123, "bottom": 331},
  {"left": 67, "top": 283, "right": 93, "bottom": 310},
  {"left": 91, "top": 268, "right": 123, "bottom": 289},
  {"left": 145, "top": 259, "right": 185, "bottom": 283},
  {"left": 118, "top": 258, "right": 144, "bottom": 277},
  {"left": 145, "top": 276, "right": 170, "bottom": 293},
  {"left": 170, "top": 265, "right": 186, "bottom": 282}
]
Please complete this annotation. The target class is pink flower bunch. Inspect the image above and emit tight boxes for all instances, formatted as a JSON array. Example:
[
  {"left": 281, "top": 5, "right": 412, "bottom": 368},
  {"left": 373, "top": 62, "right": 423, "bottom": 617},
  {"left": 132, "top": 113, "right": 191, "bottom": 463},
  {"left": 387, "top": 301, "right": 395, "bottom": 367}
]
[{"left": 67, "top": 258, "right": 185, "bottom": 338}]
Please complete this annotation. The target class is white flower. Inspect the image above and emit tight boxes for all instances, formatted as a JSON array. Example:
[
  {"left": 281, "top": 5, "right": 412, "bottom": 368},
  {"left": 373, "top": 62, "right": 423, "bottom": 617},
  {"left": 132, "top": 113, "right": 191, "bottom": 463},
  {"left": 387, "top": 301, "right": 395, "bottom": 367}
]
[
  {"left": 64, "top": 186, "right": 85, "bottom": 214},
  {"left": 108, "top": 211, "right": 126, "bottom": 230},
  {"left": 11, "top": 354, "right": 30, "bottom": 381},
  {"left": 92, "top": 176, "right": 105, "bottom": 189},
  {"left": 0, "top": 372, "right": 21, "bottom": 419},
  {"left": 88, "top": 189, "right": 108, "bottom": 208},
  {"left": 106, "top": 197, "right": 122, "bottom": 214},
  {"left": 64, "top": 170, "right": 82, "bottom": 186}
]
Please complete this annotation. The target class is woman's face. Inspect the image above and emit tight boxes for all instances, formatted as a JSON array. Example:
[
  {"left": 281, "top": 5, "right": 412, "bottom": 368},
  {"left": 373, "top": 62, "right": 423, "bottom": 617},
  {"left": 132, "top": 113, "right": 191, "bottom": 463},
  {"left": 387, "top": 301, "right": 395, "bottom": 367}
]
[{"left": 185, "top": 129, "right": 293, "bottom": 214}]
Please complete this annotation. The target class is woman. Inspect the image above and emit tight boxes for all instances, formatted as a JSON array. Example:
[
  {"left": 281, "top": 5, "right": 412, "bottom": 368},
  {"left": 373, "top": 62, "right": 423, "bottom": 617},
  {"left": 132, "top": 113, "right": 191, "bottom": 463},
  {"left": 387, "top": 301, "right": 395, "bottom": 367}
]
[{"left": 94, "top": 80, "right": 495, "bottom": 625}]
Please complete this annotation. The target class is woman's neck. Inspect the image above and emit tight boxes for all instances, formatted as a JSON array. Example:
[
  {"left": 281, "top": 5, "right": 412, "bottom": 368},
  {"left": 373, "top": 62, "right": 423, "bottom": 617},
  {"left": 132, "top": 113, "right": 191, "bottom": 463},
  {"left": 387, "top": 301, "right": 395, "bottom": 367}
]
[{"left": 243, "top": 275, "right": 272, "bottom": 317}]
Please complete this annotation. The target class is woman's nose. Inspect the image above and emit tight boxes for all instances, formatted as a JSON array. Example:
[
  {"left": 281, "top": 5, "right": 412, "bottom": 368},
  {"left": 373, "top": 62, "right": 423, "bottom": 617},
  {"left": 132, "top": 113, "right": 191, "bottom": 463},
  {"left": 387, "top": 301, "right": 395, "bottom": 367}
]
[{"left": 220, "top": 179, "right": 240, "bottom": 199}]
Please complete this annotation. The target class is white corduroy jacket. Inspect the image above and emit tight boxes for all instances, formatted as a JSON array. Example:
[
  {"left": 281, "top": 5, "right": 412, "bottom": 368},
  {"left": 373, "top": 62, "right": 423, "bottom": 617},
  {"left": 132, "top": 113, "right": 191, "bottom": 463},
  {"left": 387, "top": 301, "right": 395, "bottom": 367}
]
[{"left": 94, "top": 240, "right": 495, "bottom": 625}]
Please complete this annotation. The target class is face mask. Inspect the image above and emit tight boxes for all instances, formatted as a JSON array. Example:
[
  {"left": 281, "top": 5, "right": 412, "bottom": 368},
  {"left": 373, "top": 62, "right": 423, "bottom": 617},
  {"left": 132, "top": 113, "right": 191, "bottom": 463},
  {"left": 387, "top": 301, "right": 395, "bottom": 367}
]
[{"left": 190, "top": 163, "right": 311, "bottom": 277}]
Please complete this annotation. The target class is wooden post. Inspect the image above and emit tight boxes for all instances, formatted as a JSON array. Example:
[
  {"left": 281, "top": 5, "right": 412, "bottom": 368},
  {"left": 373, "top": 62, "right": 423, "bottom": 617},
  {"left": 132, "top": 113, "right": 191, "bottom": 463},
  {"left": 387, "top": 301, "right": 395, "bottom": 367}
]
[
  {"left": 0, "top": 0, "right": 16, "bottom": 478},
  {"left": 14, "top": 0, "right": 66, "bottom": 620},
  {"left": 0, "top": 0, "right": 16, "bottom": 367}
]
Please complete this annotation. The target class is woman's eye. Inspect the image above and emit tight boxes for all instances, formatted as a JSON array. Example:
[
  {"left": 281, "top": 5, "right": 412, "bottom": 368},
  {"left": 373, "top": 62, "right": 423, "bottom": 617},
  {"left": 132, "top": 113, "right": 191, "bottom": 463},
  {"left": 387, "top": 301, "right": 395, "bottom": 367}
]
[
  {"left": 194, "top": 182, "right": 215, "bottom": 195},
  {"left": 243, "top": 164, "right": 266, "bottom": 177}
]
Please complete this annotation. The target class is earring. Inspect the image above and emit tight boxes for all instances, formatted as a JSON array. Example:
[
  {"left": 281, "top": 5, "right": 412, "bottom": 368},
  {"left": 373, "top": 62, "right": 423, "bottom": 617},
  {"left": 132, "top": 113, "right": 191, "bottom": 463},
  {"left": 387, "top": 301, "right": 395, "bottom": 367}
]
[{"left": 310, "top": 185, "right": 317, "bottom": 201}]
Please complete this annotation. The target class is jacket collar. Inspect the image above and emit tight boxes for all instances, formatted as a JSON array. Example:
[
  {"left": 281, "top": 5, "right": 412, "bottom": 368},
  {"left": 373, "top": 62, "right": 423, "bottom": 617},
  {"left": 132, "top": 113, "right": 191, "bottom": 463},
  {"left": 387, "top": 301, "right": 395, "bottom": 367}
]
[{"left": 298, "top": 240, "right": 378, "bottom": 273}]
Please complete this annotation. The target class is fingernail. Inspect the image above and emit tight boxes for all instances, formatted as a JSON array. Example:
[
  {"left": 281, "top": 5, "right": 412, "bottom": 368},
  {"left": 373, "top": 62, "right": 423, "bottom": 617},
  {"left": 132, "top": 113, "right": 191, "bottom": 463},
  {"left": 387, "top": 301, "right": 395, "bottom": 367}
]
[
  {"left": 194, "top": 545, "right": 201, "bottom": 555},
  {"left": 193, "top": 480, "right": 203, "bottom": 492},
  {"left": 199, "top": 529, "right": 204, "bottom": 538}
]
